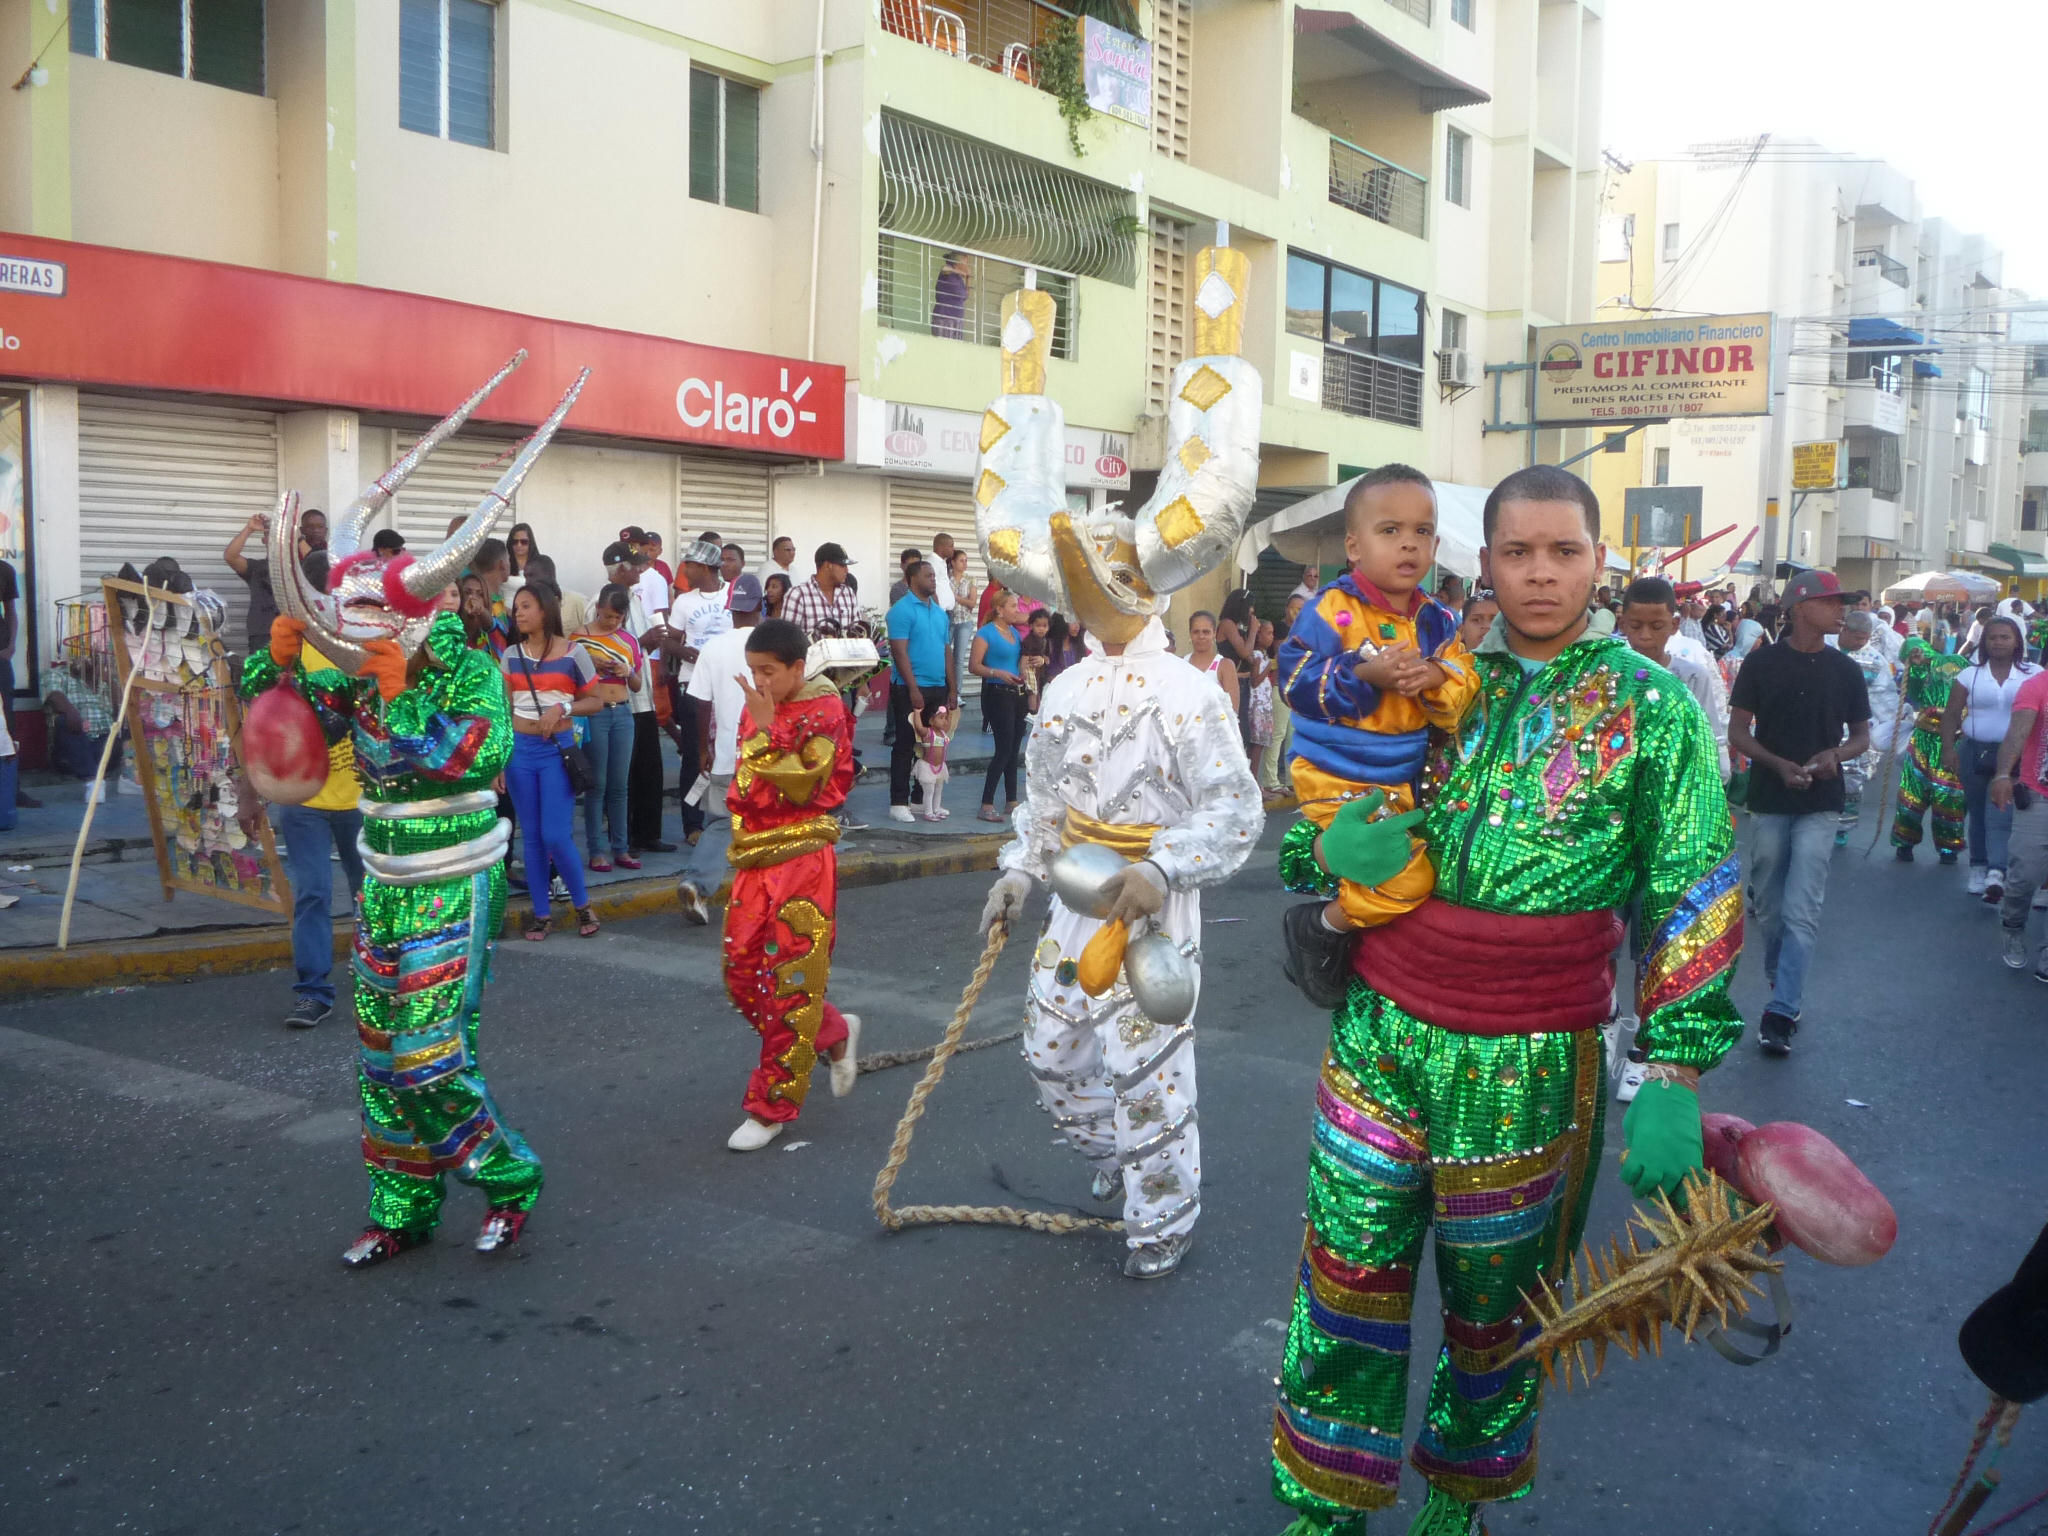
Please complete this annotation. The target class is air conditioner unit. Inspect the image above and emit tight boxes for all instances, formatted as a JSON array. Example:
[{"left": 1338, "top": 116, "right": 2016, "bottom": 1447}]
[{"left": 1438, "top": 348, "right": 1475, "bottom": 387}]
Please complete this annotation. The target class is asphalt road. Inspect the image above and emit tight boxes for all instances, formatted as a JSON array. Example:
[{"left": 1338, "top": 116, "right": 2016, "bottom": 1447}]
[{"left": 3, "top": 814, "right": 2044, "bottom": 1536}]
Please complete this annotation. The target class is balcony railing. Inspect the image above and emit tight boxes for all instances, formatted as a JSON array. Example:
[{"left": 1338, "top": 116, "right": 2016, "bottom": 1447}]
[
  {"left": 1328, "top": 137, "right": 1428, "bottom": 239},
  {"left": 1855, "top": 247, "right": 1910, "bottom": 289},
  {"left": 881, "top": 0, "right": 1075, "bottom": 90},
  {"left": 878, "top": 232, "right": 1078, "bottom": 359},
  {"left": 1383, "top": 0, "right": 1432, "bottom": 21},
  {"left": 1322, "top": 348, "right": 1423, "bottom": 428}
]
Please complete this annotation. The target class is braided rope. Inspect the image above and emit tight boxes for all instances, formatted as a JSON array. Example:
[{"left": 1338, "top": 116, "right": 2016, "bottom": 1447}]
[
  {"left": 855, "top": 1029, "right": 1023, "bottom": 1074},
  {"left": 1932, "top": 1396, "right": 2007, "bottom": 1536},
  {"left": 870, "top": 917, "right": 1124, "bottom": 1237}
]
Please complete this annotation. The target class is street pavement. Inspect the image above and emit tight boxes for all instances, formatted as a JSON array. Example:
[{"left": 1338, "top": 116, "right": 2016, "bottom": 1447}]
[{"left": 3, "top": 812, "right": 2045, "bottom": 1535}]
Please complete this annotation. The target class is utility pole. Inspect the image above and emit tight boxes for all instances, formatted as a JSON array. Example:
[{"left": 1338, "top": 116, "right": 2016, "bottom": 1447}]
[{"left": 1755, "top": 316, "right": 1795, "bottom": 593}]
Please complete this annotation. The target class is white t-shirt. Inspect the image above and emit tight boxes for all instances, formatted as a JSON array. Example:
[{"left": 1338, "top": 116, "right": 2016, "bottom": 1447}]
[
  {"left": 1957, "top": 660, "right": 2042, "bottom": 743},
  {"left": 688, "top": 625, "right": 756, "bottom": 776},
  {"left": 669, "top": 587, "right": 732, "bottom": 683},
  {"left": 931, "top": 561, "right": 955, "bottom": 614},
  {"left": 624, "top": 587, "right": 655, "bottom": 715},
  {"left": 757, "top": 558, "right": 797, "bottom": 588},
  {"left": 634, "top": 567, "right": 671, "bottom": 624}
]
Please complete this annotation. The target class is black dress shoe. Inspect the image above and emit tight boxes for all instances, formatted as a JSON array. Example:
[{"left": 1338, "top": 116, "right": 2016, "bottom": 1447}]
[
  {"left": 1282, "top": 900, "right": 1357, "bottom": 1011},
  {"left": 636, "top": 839, "right": 678, "bottom": 853}
]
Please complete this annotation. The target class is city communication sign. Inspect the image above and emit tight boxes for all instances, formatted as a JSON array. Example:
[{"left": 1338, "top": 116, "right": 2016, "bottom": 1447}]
[
  {"left": 1532, "top": 312, "right": 1773, "bottom": 425},
  {"left": 1623, "top": 486, "right": 1704, "bottom": 549},
  {"left": 1792, "top": 441, "right": 1841, "bottom": 490}
]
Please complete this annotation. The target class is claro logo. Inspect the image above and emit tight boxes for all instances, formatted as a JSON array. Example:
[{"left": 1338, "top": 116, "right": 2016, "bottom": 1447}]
[
  {"left": 0, "top": 328, "right": 21, "bottom": 351},
  {"left": 676, "top": 367, "right": 819, "bottom": 440}
]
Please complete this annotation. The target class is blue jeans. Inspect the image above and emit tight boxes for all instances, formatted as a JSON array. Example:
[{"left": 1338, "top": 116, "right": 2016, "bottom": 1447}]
[
  {"left": 507, "top": 731, "right": 588, "bottom": 919},
  {"left": 271, "top": 801, "right": 366, "bottom": 1009},
  {"left": 678, "top": 773, "right": 731, "bottom": 894},
  {"left": 1748, "top": 811, "right": 1837, "bottom": 1019},
  {"left": 582, "top": 701, "right": 633, "bottom": 857},
  {"left": 1959, "top": 740, "right": 2012, "bottom": 870},
  {"left": 0, "top": 753, "right": 16, "bottom": 832}
]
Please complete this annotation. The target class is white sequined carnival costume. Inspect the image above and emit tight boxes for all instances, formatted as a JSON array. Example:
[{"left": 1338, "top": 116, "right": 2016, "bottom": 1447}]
[{"left": 1000, "top": 618, "right": 1261, "bottom": 1245}]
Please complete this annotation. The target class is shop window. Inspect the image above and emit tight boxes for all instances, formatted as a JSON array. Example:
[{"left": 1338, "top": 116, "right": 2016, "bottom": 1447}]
[
  {"left": 690, "top": 69, "right": 761, "bottom": 213},
  {"left": 877, "top": 234, "right": 1076, "bottom": 360},
  {"left": 71, "top": 0, "right": 265, "bottom": 96},
  {"left": 400, "top": 0, "right": 496, "bottom": 149}
]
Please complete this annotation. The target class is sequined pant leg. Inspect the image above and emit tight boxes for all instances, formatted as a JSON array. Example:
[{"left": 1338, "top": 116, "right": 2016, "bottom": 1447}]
[
  {"left": 1272, "top": 990, "right": 1604, "bottom": 1519},
  {"left": 1099, "top": 1007, "right": 1200, "bottom": 1248},
  {"left": 725, "top": 853, "right": 847, "bottom": 1125},
  {"left": 353, "top": 865, "right": 542, "bottom": 1234},
  {"left": 1025, "top": 983, "right": 1122, "bottom": 1193},
  {"left": 1894, "top": 728, "right": 1965, "bottom": 852}
]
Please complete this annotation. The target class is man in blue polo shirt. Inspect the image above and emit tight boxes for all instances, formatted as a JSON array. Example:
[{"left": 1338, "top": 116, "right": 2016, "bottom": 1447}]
[{"left": 886, "top": 558, "right": 959, "bottom": 824}]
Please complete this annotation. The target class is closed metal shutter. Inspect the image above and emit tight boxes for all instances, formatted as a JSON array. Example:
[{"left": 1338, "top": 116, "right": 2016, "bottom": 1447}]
[
  {"left": 1147, "top": 217, "right": 1190, "bottom": 414},
  {"left": 387, "top": 431, "right": 524, "bottom": 553},
  {"left": 77, "top": 395, "right": 280, "bottom": 644},
  {"left": 1151, "top": 0, "right": 1192, "bottom": 163},
  {"left": 677, "top": 454, "right": 771, "bottom": 575},
  {"left": 888, "top": 476, "right": 985, "bottom": 697}
]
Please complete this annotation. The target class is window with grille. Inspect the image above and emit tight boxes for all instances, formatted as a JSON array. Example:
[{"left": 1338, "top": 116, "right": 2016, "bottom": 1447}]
[
  {"left": 400, "top": 0, "right": 495, "bottom": 148},
  {"left": 71, "top": 0, "right": 264, "bottom": 95},
  {"left": 1662, "top": 222, "right": 1682, "bottom": 260},
  {"left": 689, "top": 68, "right": 761, "bottom": 213},
  {"left": 1444, "top": 128, "right": 1471, "bottom": 208},
  {"left": 1286, "top": 252, "right": 1424, "bottom": 428},
  {"left": 1451, "top": 0, "right": 1475, "bottom": 28},
  {"left": 877, "top": 234, "right": 1076, "bottom": 360}
]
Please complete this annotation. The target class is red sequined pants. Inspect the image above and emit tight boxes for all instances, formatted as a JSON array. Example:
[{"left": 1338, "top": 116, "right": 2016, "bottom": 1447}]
[{"left": 723, "top": 848, "right": 850, "bottom": 1124}]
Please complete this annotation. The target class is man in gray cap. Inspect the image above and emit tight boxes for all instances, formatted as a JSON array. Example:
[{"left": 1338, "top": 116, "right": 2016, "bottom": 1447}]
[
  {"left": 666, "top": 537, "right": 735, "bottom": 845},
  {"left": 678, "top": 572, "right": 763, "bottom": 924}
]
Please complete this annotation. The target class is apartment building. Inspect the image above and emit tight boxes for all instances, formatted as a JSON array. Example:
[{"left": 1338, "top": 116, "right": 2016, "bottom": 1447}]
[
  {"left": 0, "top": 0, "right": 1606, "bottom": 674},
  {"left": 1587, "top": 143, "right": 2040, "bottom": 599}
]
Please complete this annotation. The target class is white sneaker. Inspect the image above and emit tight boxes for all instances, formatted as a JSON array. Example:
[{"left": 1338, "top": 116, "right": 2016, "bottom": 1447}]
[
  {"left": 1985, "top": 868, "right": 2006, "bottom": 904},
  {"left": 677, "top": 882, "right": 710, "bottom": 926},
  {"left": 1616, "top": 1051, "right": 1649, "bottom": 1103},
  {"left": 1968, "top": 865, "right": 1989, "bottom": 896},
  {"left": 888, "top": 805, "right": 915, "bottom": 823},
  {"left": 727, "top": 1117, "right": 785, "bottom": 1152},
  {"left": 2004, "top": 927, "right": 2031, "bottom": 970},
  {"left": 830, "top": 1013, "right": 862, "bottom": 1097},
  {"left": 1604, "top": 1014, "right": 1639, "bottom": 1077}
]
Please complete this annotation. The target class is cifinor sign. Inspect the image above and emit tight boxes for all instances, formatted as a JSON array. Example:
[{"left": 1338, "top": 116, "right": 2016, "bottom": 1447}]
[
  {"left": 0, "top": 235, "right": 843, "bottom": 458},
  {"left": 1532, "top": 312, "right": 1773, "bottom": 425},
  {"left": 855, "top": 397, "right": 1131, "bottom": 490}
]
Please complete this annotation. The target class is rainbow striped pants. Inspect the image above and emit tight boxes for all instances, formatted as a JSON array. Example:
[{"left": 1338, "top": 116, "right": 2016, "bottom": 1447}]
[{"left": 1271, "top": 988, "right": 1605, "bottom": 1519}]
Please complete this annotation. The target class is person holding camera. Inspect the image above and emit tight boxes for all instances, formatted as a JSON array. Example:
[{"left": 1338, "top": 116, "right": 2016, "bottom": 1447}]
[{"left": 1989, "top": 660, "right": 2048, "bottom": 975}]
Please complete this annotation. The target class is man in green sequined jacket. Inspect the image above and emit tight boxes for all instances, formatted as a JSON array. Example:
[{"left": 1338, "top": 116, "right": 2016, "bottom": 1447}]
[{"left": 1269, "top": 466, "right": 1743, "bottom": 1536}]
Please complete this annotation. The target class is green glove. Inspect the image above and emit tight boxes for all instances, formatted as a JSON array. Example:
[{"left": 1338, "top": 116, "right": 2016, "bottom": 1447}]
[
  {"left": 1618, "top": 1080, "right": 1704, "bottom": 1201},
  {"left": 1316, "top": 790, "right": 1426, "bottom": 890}
]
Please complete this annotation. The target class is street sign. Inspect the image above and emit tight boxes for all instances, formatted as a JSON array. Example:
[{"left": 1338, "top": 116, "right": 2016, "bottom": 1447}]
[
  {"left": 1623, "top": 485, "right": 1704, "bottom": 548},
  {"left": 1792, "top": 440, "right": 1840, "bottom": 490},
  {"left": 1532, "top": 312, "right": 1773, "bottom": 425}
]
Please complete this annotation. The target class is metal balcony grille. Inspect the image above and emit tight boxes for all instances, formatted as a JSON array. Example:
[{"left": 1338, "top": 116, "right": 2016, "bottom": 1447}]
[
  {"left": 1328, "top": 138, "right": 1427, "bottom": 239},
  {"left": 879, "top": 112, "right": 1138, "bottom": 285},
  {"left": 877, "top": 233, "right": 1078, "bottom": 358},
  {"left": 1323, "top": 349, "right": 1423, "bottom": 428},
  {"left": 1854, "top": 247, "right": 1910, "bottom": 289},
  {"left": 1383, "top": 0, "right": 1432, "bottom": 21}
]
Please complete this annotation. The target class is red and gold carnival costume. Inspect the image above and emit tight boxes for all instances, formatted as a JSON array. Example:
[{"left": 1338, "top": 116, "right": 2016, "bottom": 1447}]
[{"left": 722, "top": 678, "right": 857, "bottom": 1123}]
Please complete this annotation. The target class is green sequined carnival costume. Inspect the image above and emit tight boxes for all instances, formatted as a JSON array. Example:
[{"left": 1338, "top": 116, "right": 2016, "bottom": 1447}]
[
  {"left": 242, "top": 613, "right": 542, "bottom": 1235},
  {"left": 1270, "top": 627, "right": 1743, "bottom": 1523},
  {"left": 1891, "top": 636, "right": 1966, "bottom": 855}
]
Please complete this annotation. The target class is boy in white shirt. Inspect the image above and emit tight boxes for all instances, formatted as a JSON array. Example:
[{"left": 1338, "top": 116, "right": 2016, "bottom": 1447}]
[{"left": 677, "top": 575, "right": 762, "bottom": 925}]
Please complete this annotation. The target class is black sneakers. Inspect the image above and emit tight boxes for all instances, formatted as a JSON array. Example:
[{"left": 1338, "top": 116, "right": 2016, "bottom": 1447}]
[
  {"left": 286, "top": 998, "right": 333, "bottom": 1030},
  {"left": 1282, "top": 900, "right": 1357, "bottom": 1011},
  {"left": 1757, "top": 1007, "right": 1799, "bottom": 1056}
]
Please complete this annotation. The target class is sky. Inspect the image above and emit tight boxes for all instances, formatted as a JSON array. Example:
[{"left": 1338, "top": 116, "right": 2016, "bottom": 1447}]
[{"left": 1602, "top": 0, "right": 2048, "bottom": 295}]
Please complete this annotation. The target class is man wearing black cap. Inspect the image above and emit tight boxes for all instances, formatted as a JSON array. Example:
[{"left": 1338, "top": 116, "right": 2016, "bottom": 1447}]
[
  {"left": 783, "top": 541, "right": 864, "bottom": 640},
  {"left": 1728, "top": 569, "right": 1872, "bottom": 1056},
  {"left": 605, "top": 540, "right": 675, "bottom": 854}
]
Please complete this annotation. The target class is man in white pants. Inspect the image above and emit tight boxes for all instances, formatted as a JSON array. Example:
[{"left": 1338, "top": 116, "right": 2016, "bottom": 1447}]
[
  {"left": 981, "top": 617, "right": 1261, "bottom": 1276},
  {"left": 975, "top": 240, "right": 1266, "bottom": 1278}
]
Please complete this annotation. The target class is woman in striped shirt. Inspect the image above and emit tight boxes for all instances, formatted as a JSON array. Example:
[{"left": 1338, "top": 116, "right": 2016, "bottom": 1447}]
[
  {"left": 504, "top": 581, "right": 602, "bottom": 938},
  {"left": 573, "top": 585, "right": 644, "bottom": 872}
]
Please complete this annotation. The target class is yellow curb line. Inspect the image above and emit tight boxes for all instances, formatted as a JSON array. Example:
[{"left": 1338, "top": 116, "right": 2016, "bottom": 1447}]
[{"left": 0, "top": 834, "right": 1009, "bottom": 996}]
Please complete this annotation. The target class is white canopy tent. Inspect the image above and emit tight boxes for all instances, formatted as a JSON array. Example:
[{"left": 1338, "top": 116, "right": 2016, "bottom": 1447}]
[{"left": 1233, "top": 476, "right": 1626, "bottom": 580}]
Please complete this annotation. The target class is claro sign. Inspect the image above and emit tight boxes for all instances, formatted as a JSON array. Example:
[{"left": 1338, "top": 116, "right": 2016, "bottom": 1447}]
[
  {"left": 0, "top": 235, "right": 844, "bottom": 458},
  {"left": 1531, "top": 312, "right": 1773, "bottom": 426}
]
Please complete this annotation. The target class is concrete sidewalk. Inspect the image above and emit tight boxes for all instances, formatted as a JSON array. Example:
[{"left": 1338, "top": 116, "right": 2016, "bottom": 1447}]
[{"left": 0, "top": 706, "right": 1022, "bottom": 977}]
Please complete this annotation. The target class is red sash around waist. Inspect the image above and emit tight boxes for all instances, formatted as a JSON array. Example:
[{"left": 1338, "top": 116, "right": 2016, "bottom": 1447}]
[{"left": 1353, "top": 898, "right": 1623, "bottom": 1036}]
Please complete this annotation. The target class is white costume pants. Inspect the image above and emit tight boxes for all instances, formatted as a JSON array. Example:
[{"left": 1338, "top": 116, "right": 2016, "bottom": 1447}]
[{"left": 1023, "top": 892, "right": 1202, "bottom": 1248}]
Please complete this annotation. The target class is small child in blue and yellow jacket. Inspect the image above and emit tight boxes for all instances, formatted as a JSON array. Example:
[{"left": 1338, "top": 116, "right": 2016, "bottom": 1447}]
[{"left": 1278, "top": 464, "right": 1480, "bottom": 930}]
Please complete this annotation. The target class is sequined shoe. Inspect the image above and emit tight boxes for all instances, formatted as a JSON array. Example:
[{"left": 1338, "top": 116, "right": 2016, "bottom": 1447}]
[
  {"left": 1407, "top": 1486, "right": 1486, "bottom": 1536},
  {"left": 1278, "top": 1515, "right": 1369, "bottom": 1536},
  {"left": 1122, "top": 1233, "right": 1191, "bottom": 1280},
  {"left": 1282, "top": 900, "right": 1356, "bottom": 1011},
  {"left": 475, "top": 1206, "right": 530, "bottom": 1254},
  {"left": 341, "top": 1225, "right": 429, "bottom": 1269},
  {"left": 1090, "top": 1166, "right": 1121, "bottom": 1202}
]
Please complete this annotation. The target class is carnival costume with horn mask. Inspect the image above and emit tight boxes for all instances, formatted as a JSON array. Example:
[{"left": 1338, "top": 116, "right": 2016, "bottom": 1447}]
[
  {"left": 974, "top": 249, "right": 1264, "bottom": 1280},
  {"left": 239, "top": 353, "right": 587, "bottom": 1267}
]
